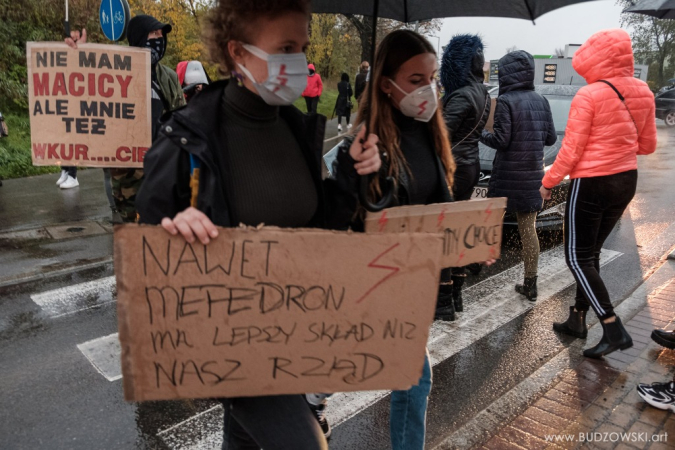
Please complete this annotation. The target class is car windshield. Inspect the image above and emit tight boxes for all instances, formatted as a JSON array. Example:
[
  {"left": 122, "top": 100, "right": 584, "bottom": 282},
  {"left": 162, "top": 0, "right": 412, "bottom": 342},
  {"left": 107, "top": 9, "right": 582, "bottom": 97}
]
[{"left": 543, "top": 95, "right": 573, "bottom": 133}]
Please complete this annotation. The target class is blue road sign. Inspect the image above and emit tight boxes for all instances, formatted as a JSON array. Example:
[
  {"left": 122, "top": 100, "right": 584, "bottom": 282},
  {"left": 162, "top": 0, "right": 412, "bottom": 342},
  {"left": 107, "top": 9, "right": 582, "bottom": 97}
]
[{"left": 99, "top": 0, "right": 129, "bottom": 42}]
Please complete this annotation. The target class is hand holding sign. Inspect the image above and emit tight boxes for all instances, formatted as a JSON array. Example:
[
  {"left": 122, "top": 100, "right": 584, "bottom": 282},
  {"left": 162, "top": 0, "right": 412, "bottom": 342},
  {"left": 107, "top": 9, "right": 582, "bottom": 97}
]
[{"left": 65, "top": 28, "right": 87, "bottom": 49}]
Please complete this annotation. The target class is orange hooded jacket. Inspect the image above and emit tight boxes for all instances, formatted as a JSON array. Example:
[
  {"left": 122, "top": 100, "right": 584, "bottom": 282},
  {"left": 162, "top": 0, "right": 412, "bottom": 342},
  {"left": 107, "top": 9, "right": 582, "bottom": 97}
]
[{"left": 542, "top": 29, "right": 657, "bottom": 189}]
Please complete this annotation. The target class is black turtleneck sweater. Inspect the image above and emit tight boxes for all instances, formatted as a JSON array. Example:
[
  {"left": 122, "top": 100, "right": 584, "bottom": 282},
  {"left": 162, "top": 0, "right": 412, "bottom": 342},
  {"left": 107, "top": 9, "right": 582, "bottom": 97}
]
[
  {"left": 219, "top": 82, "right": 318, "bottom": 227},
  {"left": 392, "top": 108, "right": 441, "bottom": 205}
]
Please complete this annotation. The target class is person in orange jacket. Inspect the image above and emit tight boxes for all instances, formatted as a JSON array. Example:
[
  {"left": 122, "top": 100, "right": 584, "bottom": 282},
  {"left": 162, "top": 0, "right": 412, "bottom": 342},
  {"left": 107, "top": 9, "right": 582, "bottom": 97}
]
[
  {"left": 302, "top": 63, "right": 323, "bottom": 114},
  {"left": 546, "top": 29, "right": 657, "bottom": 359}
]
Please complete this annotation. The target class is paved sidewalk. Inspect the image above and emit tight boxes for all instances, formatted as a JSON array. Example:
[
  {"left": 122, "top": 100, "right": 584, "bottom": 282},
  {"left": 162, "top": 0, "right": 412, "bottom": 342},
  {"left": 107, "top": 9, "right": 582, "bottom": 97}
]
[{"left": 476, "top": 278, "right": 675, "bottom": 450}]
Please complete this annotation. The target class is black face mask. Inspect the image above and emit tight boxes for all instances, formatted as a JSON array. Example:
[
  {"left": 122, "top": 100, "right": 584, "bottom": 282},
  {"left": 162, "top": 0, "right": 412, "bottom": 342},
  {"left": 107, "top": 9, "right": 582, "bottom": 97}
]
[
  {"left": 146, "top": 37, "right": 165, "bottom": 65},
  {"left": 309, "top": 69, "right": 315, "bottom": 75}
]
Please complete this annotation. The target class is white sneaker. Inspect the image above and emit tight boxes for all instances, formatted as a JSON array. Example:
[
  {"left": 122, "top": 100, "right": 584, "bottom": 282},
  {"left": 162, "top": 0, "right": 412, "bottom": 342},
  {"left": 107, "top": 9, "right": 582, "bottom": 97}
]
[
  {"left": 59, "top": 176, "right": 79, "bottom": 189},
  {"left": 337, "top": 124, "right": 342, "bottom": 132},
  {"left": 56, "top": 170, "right": 68, "bottom": 186},
  {"left": 348, "top": 123, "right": 353, "bottom": 130}
]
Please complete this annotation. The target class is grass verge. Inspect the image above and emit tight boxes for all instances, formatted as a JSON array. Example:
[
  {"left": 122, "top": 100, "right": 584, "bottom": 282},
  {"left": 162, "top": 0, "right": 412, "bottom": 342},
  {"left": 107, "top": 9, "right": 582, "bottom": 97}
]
[
  {"left": 293, "top": 86, "right": 342, "bottom": 118},
  {"left": 0, "top": 112, "right": 60, "bottom": 179}
]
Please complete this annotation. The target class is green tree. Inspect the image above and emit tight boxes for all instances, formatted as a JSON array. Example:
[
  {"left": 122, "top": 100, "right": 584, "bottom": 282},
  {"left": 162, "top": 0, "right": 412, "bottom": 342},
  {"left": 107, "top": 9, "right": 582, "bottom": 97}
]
[{"left": 618, "top": 0, "right": 675, "bottom": 88}]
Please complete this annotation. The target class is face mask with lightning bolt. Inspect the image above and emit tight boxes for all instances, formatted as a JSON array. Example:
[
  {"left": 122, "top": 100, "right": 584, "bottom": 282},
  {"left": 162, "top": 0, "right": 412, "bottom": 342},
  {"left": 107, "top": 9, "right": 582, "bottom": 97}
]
[
  {"left": 390, "top": 79, "right": 438, "bottom": 122},
  {"left": 236, "top": 44, "right": 308, "bottom": 106}
]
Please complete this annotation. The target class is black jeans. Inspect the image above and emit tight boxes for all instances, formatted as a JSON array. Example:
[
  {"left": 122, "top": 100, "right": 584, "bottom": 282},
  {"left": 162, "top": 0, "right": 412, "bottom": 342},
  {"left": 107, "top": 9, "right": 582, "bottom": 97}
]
[
  {"left": 220, "top": 395, "right": 327, "bottom": 450},
  {"left": 452, "top": 161, "right": 481, "bottom": 276},
  {"left": 564, "top": 170, "right": 637, "bottom": 320},
  {"left": 304, "top": 96, "right": 319, "bottom": 114},
  {"left": 452, "top": 160, "right": 481, "bottom": 201},
  {"left": 64, "top": 166, "right": 77, "bottom": 178}
]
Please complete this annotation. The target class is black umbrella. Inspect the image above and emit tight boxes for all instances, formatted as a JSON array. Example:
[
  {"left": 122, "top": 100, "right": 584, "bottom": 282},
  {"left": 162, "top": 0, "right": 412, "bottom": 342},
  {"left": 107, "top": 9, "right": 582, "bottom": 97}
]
[
  {"left": 625, "top": 0, "right": 675, "bottom": 19},
  {"left": 312, "top": 0, "right": 601, "bottom": 211}
]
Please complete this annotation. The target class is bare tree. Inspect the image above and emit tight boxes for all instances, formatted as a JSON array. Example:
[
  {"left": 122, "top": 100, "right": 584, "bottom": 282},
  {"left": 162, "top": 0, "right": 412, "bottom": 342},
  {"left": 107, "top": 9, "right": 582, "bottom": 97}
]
[
  {"left": 505, "top": 45, "right": 518, "bottom": 54},
  {"left": 554, "top": 47, "right": 565, "bottom": 57},
  {"left": 343, "top": 15, "right": 441, "bottom": 63}
]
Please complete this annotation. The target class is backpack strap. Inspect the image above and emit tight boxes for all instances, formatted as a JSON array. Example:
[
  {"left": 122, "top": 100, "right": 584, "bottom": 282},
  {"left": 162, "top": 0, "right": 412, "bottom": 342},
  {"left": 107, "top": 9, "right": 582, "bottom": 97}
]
[
  {"left": 189, "top": 154, "right": 201, "bottom": 208},
  {"left": 598, "top": 79, "right": 638, "bottom": 134}
]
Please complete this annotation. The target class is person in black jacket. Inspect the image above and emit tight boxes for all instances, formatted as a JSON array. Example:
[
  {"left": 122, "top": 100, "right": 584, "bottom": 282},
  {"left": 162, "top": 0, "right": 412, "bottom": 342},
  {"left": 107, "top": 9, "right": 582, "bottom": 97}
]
[
  {"left": 481, "top": 50, "right": 557, "bottom": 301},
  {"left": 354, "top": 61, "right": 369, "bottom": 101},
  {"left": 334, "top": 73, "right": 353, "bottom": 133},
  {"left": 439, "top": 34, "right": 491, "bottom": 312},
  {"left": 347, "top": 29, "right": 455, "bottom": 450},
  {"left": 135, "top": 1, "right": 381, "bottom": 448}
]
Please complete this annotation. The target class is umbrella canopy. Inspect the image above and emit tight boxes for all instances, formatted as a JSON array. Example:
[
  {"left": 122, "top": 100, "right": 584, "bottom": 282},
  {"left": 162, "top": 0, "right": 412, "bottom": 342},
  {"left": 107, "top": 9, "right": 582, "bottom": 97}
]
[
  {"left": 625, "top": 0, "right": 675, "bottom": 19},
  {"left": 312, "top": 0, "right": 601, "bottom": 22}
]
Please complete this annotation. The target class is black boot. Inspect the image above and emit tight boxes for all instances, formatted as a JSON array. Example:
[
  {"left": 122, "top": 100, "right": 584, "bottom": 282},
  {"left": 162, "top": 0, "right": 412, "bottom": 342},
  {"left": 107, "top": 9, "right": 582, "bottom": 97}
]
[
  {"left": 435, "top": 284, "right": 455, "bottom": 321},
  {"left": 583, "top": 316, "right": 633, "bottom": 359},
  {"left": 451, "top": 275, "right": 465, "bottom": 312},
  {"left": 515, "top": 276, "right": 538, "bottom": 301},
  {"left": 553, "top": 306, "right": 588, "bottom": 338}
]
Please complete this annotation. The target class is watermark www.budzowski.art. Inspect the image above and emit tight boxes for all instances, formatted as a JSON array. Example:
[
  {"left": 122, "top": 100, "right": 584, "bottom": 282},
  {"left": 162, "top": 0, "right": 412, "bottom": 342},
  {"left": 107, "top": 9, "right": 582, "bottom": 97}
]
[{"left": 545, "top": 432, "right": 668, "bottom": 444}]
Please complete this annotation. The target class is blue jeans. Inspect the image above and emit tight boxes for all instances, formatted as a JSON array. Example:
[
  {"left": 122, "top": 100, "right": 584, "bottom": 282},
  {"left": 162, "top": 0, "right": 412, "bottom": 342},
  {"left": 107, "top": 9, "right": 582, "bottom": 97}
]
[{"left": 390, "top": 351, "right": 432, "bottom": 450}]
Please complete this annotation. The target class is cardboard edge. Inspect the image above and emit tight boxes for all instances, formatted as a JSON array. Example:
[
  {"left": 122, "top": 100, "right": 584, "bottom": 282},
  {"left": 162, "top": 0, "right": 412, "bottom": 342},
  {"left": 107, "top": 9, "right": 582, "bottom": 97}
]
[
  {"left": 364, "top": 198, "right": 508, "bottom": 222},
  {"left": 113, "top": 225, "right": 139, "bottom": 402}
]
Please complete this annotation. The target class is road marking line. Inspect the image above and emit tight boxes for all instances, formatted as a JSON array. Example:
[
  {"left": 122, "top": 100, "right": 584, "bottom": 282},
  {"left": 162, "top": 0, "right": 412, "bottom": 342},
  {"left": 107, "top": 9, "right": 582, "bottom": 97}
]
[
  {"left": 76, "top": 332, "right": 122, "bottom": 381},
  {"left": 31, "top": 275, "right": 116, "bottom": 318},
  {"left": 157, "top": 247, "right": 623, "bottom": 449}
]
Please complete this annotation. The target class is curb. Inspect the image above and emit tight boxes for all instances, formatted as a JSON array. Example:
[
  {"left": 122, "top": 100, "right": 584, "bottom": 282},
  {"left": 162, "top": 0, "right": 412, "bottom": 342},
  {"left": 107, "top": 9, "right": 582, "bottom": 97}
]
[{"left": 0, "top": 257, "right": 113, "bottom": 290}]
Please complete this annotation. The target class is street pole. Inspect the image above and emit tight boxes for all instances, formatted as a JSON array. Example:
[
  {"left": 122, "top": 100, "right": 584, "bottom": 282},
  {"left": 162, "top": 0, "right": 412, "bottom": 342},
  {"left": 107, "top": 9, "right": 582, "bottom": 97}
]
[{"left": 428, "top": 35, "right": 441, "bottom": 56}]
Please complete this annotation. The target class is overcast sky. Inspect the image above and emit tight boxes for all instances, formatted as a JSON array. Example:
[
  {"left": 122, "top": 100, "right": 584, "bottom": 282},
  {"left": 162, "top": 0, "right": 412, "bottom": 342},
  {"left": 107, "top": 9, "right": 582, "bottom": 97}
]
[{"left": 427, "top": 0, "right": 627, "bottom": 62}]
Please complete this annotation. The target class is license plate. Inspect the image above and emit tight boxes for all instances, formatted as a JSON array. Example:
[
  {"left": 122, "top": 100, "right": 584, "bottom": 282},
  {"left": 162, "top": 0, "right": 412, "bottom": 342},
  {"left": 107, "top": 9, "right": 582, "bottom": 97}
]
[{"left": 471, "top": 186, "right": 488, "bottom": 200}]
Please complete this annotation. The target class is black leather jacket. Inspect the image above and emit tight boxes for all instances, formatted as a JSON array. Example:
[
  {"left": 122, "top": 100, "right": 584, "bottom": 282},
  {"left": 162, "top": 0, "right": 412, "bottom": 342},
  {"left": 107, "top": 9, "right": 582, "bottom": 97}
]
[
  {"left": 137, "top": 80, "right": 360, "bottom": 229},
  {"left": 442, "top": 80, "right": 490, "bottom": 166}
]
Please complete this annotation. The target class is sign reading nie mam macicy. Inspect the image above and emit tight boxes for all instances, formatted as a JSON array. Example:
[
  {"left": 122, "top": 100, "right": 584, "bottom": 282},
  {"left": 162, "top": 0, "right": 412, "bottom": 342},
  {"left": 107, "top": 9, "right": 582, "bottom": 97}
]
[
  {"left": 27, "top": 42, "right": 151, "bottom": 168},
  {"left": 114, "top": 225, "right": 444, "bottom": 402}
]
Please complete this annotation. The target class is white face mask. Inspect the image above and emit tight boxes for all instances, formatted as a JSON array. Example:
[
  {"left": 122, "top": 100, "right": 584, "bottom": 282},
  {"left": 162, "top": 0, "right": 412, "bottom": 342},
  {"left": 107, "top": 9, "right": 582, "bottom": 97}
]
[
  {"left": 390, "top": 80, "right": 438, "bottom": 122},
  {"left": 236, "top": 44, "right": 308, "bottom": 106}
]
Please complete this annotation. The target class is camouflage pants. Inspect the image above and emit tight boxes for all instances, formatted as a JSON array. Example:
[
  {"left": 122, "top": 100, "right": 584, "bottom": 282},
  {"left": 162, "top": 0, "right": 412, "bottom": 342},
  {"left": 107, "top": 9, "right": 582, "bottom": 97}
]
[{"left": 110, "top": 168, "right": 144, "bottom": 223}]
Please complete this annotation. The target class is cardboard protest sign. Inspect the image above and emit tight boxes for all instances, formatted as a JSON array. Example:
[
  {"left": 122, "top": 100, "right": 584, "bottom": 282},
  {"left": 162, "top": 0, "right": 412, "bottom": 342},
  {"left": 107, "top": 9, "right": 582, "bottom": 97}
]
[
  {"left": 115, "top": 225, "right": 443, "bottom": 402},
  {"left": 365, "top": 198, "right": 507, "bottom": 267},
  {"left": 27, "top": 42, "right": 151, "bottom": 168}
]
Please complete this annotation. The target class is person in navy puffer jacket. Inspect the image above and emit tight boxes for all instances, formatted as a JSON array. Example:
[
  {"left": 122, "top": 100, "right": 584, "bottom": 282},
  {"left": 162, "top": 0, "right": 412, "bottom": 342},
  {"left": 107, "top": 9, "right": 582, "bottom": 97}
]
[{"left": 481, "top": 50, "right": 557, "bottom": 302}]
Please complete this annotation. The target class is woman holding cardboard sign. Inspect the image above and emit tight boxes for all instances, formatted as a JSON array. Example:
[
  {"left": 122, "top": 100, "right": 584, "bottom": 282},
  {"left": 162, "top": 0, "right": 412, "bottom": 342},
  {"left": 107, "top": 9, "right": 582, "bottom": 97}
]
[
  {"left": 333, "top": 29, "right": 454, "bottom": 450},
  {"left": 135, "top": 0, "right": 380, "bottom": 449}
]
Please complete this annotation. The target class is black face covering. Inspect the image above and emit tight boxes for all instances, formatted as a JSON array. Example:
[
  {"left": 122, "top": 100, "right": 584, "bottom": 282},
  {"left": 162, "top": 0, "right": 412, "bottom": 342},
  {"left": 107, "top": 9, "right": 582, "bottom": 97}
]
[
  {"left": 309, "top": 69, "right": 315, "bottom": 75},
  {"left": 146, "top": 37, "right": 165, "bottom": 65}
]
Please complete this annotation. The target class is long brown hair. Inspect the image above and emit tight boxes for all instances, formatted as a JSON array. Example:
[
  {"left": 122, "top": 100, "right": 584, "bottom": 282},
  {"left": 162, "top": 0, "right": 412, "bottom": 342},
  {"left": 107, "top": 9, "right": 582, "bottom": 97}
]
[{"left": 356, "top": 29, "right": 455, "bottom": 197}]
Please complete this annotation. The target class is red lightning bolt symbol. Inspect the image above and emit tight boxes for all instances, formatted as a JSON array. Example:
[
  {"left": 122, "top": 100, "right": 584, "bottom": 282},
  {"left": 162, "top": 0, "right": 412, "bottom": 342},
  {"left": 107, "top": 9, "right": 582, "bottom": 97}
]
[
  {"left": 356, "top": 243, "right": 401, "bottom": 304},
  {"left": 378, "top": 211, "right": 388, "bottom": 232},
  {"left": 484, "top": 202, "right": 493, "bottom": 223},
  {"left": 437, "top": 208, "right": 446, "bottom": 229},
  {"left": 457, "top": 249, "right": 466, "bottom": 264},
  {"left": 272, "top": 64, "right": 288, "bottom": 93},
  {"left": 417, "top": 100, "right": 428, "bottom": 116}
]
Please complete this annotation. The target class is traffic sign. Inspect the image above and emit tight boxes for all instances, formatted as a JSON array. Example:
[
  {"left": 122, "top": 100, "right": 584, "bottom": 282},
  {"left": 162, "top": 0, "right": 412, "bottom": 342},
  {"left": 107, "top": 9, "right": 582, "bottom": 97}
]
[{"left": 99, "top": 0, "right": 129, "bottom": 42}]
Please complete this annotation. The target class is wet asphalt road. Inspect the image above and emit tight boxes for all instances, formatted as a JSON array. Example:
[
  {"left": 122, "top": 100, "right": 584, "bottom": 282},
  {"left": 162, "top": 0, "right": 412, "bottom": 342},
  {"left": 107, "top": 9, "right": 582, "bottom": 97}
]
[{"left": 1, "top": 124, "right": 674, "bottom": 450}]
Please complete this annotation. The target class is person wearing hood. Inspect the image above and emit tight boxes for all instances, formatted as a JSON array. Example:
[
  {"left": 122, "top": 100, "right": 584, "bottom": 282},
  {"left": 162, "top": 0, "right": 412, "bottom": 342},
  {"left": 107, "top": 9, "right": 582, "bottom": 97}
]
[
  {"left": 480, "top": 50, "right": 557, "bottom": 302},
  {"left": 438, "top": 34, "right": 491, "bottom": 318},
  {"left": 302, "top": 63, "right": 323, "bottom": 114},
  {"left": 544, "top": 29, "right": 656, "bottom": 359},
  {"left": 177, "top": 60, "right": 211, "bottom": 102},
  {"left": 64, "top": 17, "right": 185, "bottom": 223}
]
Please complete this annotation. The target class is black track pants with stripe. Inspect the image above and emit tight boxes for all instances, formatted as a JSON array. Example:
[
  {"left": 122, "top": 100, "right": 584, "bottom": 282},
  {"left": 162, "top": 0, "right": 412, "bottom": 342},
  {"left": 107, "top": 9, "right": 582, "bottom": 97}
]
[{"left": 563, "top": 170, "right": 637, "bottom": 320}]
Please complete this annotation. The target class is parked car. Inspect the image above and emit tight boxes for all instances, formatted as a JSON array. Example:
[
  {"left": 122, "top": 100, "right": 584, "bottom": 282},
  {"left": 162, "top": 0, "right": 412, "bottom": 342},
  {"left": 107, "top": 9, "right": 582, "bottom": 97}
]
[
  {"left": 474, "top": 84, "right": 579, "bottom": 231},
  {"left": 655, "top": 88, "right": 675, "bottom": 127}
]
